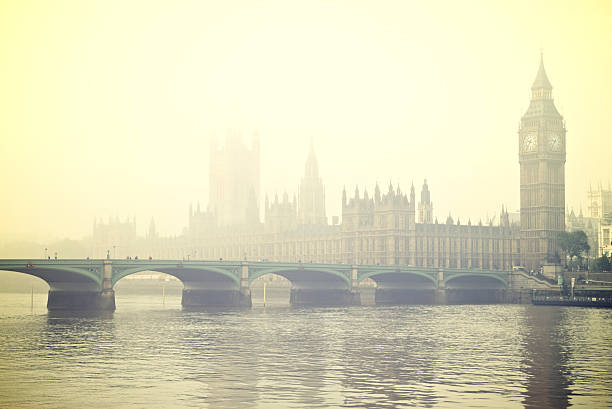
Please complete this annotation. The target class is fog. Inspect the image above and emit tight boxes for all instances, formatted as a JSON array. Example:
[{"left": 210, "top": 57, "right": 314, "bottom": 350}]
[{"left": 1, "top": 0, "right": 610, "bottom": 243}]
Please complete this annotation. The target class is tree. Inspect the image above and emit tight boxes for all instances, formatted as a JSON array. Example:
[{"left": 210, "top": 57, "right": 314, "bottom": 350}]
[
  {"left": 590, "top": 256, "right": 612, "bottom": 272},
  {"left": 557, "top": 230, "right": 590, "bottom": 270}
]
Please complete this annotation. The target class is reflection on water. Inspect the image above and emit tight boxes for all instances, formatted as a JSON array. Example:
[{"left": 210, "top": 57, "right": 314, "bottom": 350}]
[
  {"left": 519, "top": 306, "right": 612, "bottom": 409},
  {"left": 0, "top": 292, "right": 610, "bottom": 408},
  {"left": 521, "top": 307, "right": 571, "bottom": 409}
]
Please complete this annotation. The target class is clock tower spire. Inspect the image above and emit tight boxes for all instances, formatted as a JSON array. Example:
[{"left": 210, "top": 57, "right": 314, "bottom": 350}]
[{"left": 519, "top": 54, "right": 566, "bottom": 271}]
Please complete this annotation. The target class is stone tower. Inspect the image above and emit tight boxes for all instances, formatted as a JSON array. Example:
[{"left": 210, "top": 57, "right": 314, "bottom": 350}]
[
  {"left": 209, "top": 130, "right": 260, "bottom": 226},
  {"left": 519, "top": 55, "right": 566, "bottom": 270},
  {"left": 298, "top": 143, "right": 327, "bottom": 225}
]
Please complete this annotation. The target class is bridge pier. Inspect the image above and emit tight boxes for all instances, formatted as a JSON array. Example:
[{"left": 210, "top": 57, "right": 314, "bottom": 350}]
[
  {"left": 434, "top": 270, "right": 447, "bottom": 304},
  {"left": 445, "top": 289, "right": 507, "bottom": 304},
  {"left": 179, "top": 261, "right": 253, "bottom": 309},
  {"left": 47, "top": 259, "right": 116, "bottom": 311},
  {"left": 182, "top": 288, "right": 252, "bottom": 309},
  {"left": 289, "top": 288, "right": 360, "bottom": 307},
  {"left": 47, "top": 289, "right": 116, "bottom": 311},
  {"left": 374, "top": 289, "right": 437, "bottom": 305},
  {"left": 434, "top": 289, "right": 447, "bottom": 305}
]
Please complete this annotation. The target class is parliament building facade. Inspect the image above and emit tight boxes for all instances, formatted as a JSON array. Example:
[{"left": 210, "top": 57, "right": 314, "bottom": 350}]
[{"left": 93, "top": 57, "right": 567, "bottom": 272}]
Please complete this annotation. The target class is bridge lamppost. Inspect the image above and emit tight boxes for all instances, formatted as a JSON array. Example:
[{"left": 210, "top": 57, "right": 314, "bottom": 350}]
[
  {"left": 113, "top": 245, "right": 116, "bottom": 259},
  {"left": 44, "top": 247, "right": 48, "bottom": 259}
]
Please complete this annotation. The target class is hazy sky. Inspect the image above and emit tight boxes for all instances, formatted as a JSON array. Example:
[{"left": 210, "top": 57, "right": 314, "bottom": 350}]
[{"left": 1, "top": 0, "right": 610, "bottom": 242}]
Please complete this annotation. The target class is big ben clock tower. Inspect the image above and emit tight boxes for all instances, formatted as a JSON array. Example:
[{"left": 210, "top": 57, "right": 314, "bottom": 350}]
[{"left": 519, "top": 54, "right": 566, "bottom": 271}]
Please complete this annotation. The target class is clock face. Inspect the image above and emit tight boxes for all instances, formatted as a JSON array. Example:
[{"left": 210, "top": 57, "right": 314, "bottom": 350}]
[
  {"left": 522, "top": 133, "right": 537, "bottom": 152},
  {"left": 548, "top": 133, "right": 562, "bottom": 151}
]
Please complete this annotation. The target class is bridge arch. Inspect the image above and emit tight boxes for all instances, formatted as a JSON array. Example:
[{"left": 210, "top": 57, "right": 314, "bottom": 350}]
[
  {"left": 358, "top": 270, "right": 437, "bottom": 287},
  {"left": 358, "top": 269, "right": 437, "bottom": 305},
  {"left": 248, "top": 267, "right": 350, "bottom": 288},
  {"left": 0, "top": 264, "right": 103, "bottom": 290},
  {"left": 249, "top": 266, "right": 354, "bottom": 306},
  {"left": 111, "top": 264, "right": 240, "bottom": 287},
  {"left": 443, "top": 273, "right": 508, "bottom": 289},
  {"left": 112, "top": 264, "right": 246, "bottom": 308},
  {"left": 0, "top": 269, "right": 49, "bottom": 290}
]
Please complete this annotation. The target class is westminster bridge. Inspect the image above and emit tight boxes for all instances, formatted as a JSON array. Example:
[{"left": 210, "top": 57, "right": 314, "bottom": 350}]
[{"left": 0, "top": 259, "right": 557, "bottom": 310}]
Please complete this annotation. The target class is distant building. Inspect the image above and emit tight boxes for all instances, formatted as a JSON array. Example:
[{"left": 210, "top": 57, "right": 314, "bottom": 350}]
[
  {"left": 339, "top": 182, "right": 517, "bottom": 267},
  {"left": 92, "top": 217, "right": 137, "bottom": 258},
  {"left": 158, "top": 140, "right": 520, "bottom": 269},
  {"left": 209, "top": 130, "right": 260, "bottom": 226},
  {"left": 507, "top": 211, "right": 520, "bottom": 226},
  {"left": 92, "top": 57, "right": 569, "bottom": 272},
  {"left": 599, "top": 217, "right": 612, "bottom": 257},
  {"left": 587, "top": 183, "right": 612, "bottom": 219},
  {"left": 568, "top": 183, "right": 612, "bottom": 257},
  {"left": 265, "top": 192, "right": 297, "bottom": 233},
  {"left": 566, "top": 208, "right": 599, "bottom": 258}
]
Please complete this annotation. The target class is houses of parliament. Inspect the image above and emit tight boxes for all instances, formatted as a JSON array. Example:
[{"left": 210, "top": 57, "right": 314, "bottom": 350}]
[{"left": 93, "top": 57, "right": 569, "bottom": 272}]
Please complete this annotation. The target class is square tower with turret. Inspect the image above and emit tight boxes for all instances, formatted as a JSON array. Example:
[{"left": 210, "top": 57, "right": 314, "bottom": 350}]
[{"left": 209, "top": 130, "right": 260, "bottom": 226}]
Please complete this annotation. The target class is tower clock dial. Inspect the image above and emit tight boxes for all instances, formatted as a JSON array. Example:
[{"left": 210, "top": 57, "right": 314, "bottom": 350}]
[
  {"left": 548, "top": 133, "right": 562, "bottom": 151},
  {"left": 522, "top": 133, "right": 537, "bottom": 152}
]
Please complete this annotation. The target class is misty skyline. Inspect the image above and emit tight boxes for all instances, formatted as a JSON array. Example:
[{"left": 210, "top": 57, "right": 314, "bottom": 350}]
[{"left": 1, "top": 1, "right": 611, "bottom": 242}]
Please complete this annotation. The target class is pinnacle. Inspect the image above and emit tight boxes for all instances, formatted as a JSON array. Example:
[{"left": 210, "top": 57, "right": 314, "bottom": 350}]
[{"left": 531, "top": 53, "right": 553, "bottom": 90}]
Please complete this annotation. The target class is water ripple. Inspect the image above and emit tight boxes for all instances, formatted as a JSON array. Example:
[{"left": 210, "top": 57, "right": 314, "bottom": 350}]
[{"left": 0, "top": 294, "right": 610, "bottom": 408}]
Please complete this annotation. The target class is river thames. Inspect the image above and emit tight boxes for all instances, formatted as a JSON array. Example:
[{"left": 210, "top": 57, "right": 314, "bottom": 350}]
[{"left": 0, "top": 289, "right": 610, "bottom": 408}]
